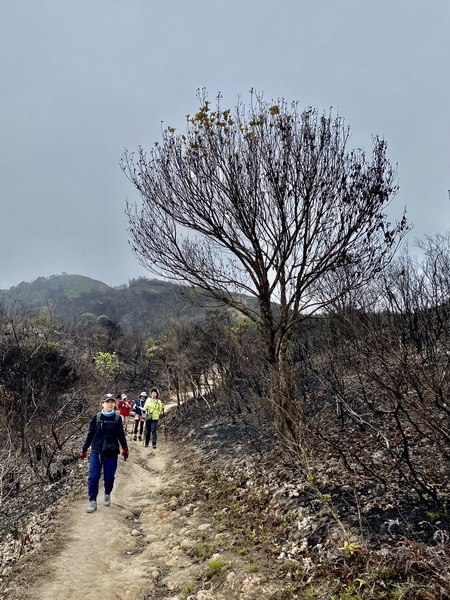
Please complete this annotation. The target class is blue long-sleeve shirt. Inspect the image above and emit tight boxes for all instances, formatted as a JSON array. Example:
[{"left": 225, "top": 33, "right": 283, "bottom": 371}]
[{"left": 133, "top": 398, "right": 145, "bottom": 417}]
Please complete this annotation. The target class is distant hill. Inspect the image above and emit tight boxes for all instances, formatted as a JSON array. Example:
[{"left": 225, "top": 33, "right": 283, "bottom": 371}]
[
  {"left": 0, "top": 274, "right": 247, "bottom": 338},
  {"left": 3, "top": 273, "right": 112, "bottom": 300}
]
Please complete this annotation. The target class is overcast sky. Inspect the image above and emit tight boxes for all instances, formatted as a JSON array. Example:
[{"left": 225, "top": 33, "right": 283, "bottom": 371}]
[{"left": 1, "top": 0, "right": 449, "bottom": 289}]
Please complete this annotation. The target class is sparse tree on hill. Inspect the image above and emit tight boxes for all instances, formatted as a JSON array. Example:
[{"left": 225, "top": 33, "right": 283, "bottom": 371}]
[{"left": 121, "top": 90, "right": 409, "bottom": 449}]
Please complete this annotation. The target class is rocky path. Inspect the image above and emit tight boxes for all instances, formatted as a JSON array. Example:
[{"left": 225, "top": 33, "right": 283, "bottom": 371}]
[
  {"left": 22, "top": 436, "right": 278, "bottom": 600},
  {"left": 25, "top": 437, "right": 164, "bottom": 599}
]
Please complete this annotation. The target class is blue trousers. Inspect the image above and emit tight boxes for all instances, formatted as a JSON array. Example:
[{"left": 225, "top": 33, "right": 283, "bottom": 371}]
[
  {"left": 88, "top": 452, "right": 118, "bottom": 501},
  {"left": 145, "top": 419, "right": 158, "bottom": 447}
]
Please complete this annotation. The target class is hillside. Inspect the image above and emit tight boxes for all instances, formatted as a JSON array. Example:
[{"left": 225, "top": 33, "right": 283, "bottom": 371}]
[
  {"left": 2, "top": 266, "right": 450, "bottom": 598},
  {"left": 1, "top": 274, "right": 240, "bottom": 338},
  {"left": 2, "top": 398, "right": 450, "bottom": 600},
  {"left": 2, "top": 273, "right": 112, "bottom": 300}
]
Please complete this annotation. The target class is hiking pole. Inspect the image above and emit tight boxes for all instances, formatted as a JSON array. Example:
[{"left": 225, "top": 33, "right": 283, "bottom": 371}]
[{"left": 162, "top": 409, "right": 167, "bottom": 445}]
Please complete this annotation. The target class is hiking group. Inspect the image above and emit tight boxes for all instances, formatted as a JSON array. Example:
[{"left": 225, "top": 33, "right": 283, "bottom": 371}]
[{"left": 80, "top": 388, "right": 164, "bottom": 513}]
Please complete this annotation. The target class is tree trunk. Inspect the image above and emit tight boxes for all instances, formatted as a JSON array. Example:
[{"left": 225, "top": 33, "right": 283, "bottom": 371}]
[
  {"left": 18, "top": 370, "right": 29, "bottom": 454},
  {"left": 268, "top": 341, "right": 303, "bottom": 452}
]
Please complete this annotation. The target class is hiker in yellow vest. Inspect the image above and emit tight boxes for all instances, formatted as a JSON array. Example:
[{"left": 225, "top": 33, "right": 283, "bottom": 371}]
[{"left": 143, "top": 388, "right": 163, "bottom": 449}]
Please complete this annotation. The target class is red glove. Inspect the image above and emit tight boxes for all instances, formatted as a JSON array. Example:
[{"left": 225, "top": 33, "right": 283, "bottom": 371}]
[
  {"left": 80, "top": 451, "right": 88, "bottom": 459},
  {"left": 122, "top": 449, "right": 129, "bottom": 461}
]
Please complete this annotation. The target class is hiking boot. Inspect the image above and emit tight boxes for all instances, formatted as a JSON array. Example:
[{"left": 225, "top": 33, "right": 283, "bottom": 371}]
[
  {"left": 152, "top": 444, "right": 157, "bottom": 449},
  {"left": 138, "top": 436, "right": 142, "bottom": 441},
  {"left": 133, "top": 436, "right": 137, "bottom": 441},
  {"left": 87, "top": 501, "right": 97, "bottom": 513},
  {"left": 103, "top": 494, "right": 111, "bottom": 507}
]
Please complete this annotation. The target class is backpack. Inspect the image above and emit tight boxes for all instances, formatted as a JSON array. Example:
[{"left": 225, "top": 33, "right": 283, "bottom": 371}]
[{"left": 95, "top": 412, "right": 121, "bottom": 456}]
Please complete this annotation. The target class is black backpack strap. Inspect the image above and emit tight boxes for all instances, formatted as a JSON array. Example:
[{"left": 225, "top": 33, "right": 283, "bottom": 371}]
[{"left": 96, "top": 412, "right": 120, "bottom": 426}]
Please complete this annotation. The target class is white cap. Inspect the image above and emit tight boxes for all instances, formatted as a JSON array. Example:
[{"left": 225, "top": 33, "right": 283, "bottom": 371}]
[
  {"left": 121, "top": 394, "right": 127, "bottom": 400},
  {"left": 139, "top": 391, "right": 148, "bottom": 397}
]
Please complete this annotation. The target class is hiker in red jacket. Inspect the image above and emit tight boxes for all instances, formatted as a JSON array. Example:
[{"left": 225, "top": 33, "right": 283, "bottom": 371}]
[{"left": 117, "top": 393, "right": 133, "bottom": 435}]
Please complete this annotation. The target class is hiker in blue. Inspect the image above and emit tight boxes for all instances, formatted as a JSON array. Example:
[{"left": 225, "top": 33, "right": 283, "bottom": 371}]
[
  {"left": 80, "top": 393, "right": 129, "bottom": 513},
  {"left": 132, "top": 391, "right": 147, "bottom": 441}
]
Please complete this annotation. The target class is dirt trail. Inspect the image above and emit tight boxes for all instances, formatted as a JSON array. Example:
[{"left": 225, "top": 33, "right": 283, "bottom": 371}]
[
  {"left": 25, "top": 437, "right": 188, "bottom": 600},
  {"left": 20, "top": 426, "right": 280, "bottom": 600}
]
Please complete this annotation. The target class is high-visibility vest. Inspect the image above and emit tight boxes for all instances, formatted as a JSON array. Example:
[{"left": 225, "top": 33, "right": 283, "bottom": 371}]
[{"left": 143, "top": 398, "right": 163, "bottom": 420}]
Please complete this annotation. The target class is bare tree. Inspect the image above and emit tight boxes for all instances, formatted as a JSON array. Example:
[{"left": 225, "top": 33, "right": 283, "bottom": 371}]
[{"left": 121, "top": 90, "right": 409, "bottom": 447}]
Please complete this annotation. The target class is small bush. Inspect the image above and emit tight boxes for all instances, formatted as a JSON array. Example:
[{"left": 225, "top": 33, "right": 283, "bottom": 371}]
[{"left": 206, "top": 557, "right": 228, "bottom": 579}]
